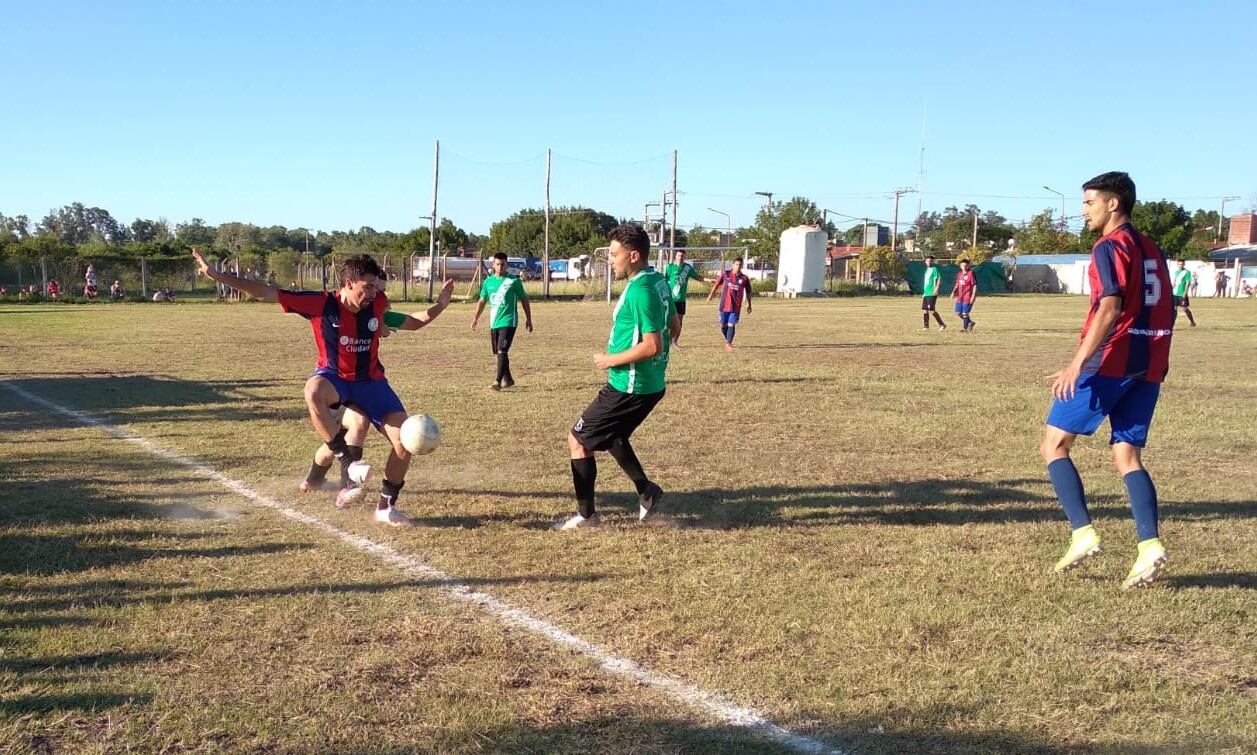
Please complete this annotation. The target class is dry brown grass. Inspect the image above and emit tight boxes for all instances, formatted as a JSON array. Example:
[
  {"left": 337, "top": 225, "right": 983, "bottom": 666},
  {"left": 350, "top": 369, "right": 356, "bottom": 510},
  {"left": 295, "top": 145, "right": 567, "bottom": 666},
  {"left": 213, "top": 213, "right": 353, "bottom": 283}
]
[{"left": 1, "top": 294, "right": 1254, "bottom": 754}]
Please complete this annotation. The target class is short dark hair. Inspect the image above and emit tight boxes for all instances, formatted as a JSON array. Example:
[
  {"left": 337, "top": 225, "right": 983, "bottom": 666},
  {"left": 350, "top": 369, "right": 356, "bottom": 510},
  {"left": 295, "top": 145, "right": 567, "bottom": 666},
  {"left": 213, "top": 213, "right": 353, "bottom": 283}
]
[
  {"left": 732, "top": 257, "right": 744, "bottom": 265},
  {"left": 924, "top": 255, "right": 935, "bottom": 261},
  {"left": 340, "top": 254, "right": 384, "bottom": 282},
  {"left": 492, "top": 252, "right": 508, "bottom": 262},
  {"left": 959, "top": 258, "right": 971, "bottom": 265},
  {"left": 609, "top": 224, "right": 650, "bottom": 256},
  {"left": 1082, "top": 171, "right": 1136, "bottom": 215}
]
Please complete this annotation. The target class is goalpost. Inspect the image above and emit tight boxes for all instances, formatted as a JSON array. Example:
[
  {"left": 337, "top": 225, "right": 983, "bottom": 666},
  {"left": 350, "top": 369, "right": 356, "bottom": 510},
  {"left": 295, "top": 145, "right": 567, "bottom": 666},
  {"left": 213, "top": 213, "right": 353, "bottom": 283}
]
[{"left": 584, "top": 245, "right": 749, "bottom": 302}]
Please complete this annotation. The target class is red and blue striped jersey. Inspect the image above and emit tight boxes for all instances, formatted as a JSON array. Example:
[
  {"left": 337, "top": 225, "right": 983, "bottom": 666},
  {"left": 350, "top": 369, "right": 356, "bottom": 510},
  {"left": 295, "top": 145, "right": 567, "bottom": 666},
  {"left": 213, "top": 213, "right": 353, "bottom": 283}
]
[
  {"left": 716, "top": 271, "right": 752, "bottom": 314},
  {"left": 278, "top": 290, "right": 391, "bottom": 381},
  {"left": 1080, "top": 223, "right": 1173, "bottom": 383},
  {"left": 952, "top": 270, "right": 977, "bottom": 303}
]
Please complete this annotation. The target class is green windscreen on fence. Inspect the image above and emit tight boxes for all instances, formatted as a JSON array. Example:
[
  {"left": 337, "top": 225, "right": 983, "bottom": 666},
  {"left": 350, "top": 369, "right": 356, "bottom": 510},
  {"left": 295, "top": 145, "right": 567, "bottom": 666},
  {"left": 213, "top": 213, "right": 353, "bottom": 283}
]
[{"left": 905, "top": 261, "right": 1007, "bottom": 295}]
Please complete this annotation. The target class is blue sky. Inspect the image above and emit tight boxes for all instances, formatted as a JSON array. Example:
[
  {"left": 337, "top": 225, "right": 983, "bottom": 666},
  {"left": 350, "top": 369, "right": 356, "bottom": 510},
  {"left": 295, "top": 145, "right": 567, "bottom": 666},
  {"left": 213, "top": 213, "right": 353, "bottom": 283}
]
[{"left": 3, "top": 1, "right": 1254, "bottom": 237}]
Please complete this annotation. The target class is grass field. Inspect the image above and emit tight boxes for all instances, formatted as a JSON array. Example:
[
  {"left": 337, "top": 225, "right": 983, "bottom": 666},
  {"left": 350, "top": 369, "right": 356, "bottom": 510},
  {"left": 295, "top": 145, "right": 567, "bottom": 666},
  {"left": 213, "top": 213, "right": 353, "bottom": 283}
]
[{"left": 2, "top": 294, "right": 1255, "bottom": 754}]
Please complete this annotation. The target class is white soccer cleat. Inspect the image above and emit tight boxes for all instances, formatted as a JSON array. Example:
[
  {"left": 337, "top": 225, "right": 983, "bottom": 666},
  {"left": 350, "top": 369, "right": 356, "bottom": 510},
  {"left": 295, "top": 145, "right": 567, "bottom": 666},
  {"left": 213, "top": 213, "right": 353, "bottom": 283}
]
[
  {"left": 552, "top": 513, "right": 601, "bottom": 531},
  {"left": 374, "top": 506, "right": 411, "bottom": 527},
  {"left": 347, "top": 461, "right": 372, "bottom": 484},
  {"left": 638, "top": 482, "right": 663, "bottom": 521}
]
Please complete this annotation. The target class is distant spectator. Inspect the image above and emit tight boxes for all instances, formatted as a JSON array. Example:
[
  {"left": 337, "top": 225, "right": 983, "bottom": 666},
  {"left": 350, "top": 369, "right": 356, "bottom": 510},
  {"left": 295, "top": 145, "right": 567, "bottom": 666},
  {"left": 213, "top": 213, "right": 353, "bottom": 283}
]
[
  {"left": 46, "top": 279, "right": 61, "bottom": 299},
  {"left": 1215, "top": 270, "right": 1228, "bottom": 298},
  {"left": 85, "top": 263, "right": 98, "bottom": 290},
  {"left": 0, "top": 286, "right": 8, "bottom": 297},
  {"left": 1243, "top": 282, "right": 1254, "bottom": 298},
  {"left": 110, "top": 280, "right": 125, "bottom": 300},
  {"left": 152, "top": 287, "right": 175, "bottom": 302}
]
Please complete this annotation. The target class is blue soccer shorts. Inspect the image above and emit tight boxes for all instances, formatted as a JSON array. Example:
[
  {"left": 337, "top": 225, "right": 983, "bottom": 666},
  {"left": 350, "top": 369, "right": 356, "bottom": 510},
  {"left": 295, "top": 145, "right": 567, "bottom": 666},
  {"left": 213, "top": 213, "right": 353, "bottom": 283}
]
[
  {"left": 1046, "top": 374, "right": 1161, "bottom": 447},
  {"left": 719, "top": 311, "right": 740, "bottom": 327},
  {"left": 954, "top": 301, "right": 973, "bottom": 315},
  {"left": 312, "top": 369, "right": 406, "bottom": 429}
]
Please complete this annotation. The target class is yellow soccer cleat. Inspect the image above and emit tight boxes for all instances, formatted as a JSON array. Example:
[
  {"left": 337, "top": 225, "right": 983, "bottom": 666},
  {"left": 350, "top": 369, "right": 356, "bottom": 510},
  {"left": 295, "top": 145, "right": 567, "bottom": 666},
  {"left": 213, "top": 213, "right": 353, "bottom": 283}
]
[
  {"left": 1054, "top": 524, "right": 1102, "bottom": 573},
  {"left": 1122, "top": 538, "right": 1168, "bottom": 589}
]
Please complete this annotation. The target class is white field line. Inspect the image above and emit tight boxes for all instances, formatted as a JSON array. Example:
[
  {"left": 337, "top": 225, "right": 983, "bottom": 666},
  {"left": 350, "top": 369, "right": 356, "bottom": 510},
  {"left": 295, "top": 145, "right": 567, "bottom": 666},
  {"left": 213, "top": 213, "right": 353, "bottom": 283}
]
[{"left": 1, "top": 381, "right": 846, "bottom": 755}]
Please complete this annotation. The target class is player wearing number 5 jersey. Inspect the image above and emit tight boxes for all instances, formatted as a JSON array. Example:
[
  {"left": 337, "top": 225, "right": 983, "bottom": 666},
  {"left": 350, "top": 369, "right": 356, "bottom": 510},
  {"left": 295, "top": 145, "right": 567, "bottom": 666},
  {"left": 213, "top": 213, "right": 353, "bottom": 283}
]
[{"left": 1040, "top": 172, "right": 1174, "bottom": 589}]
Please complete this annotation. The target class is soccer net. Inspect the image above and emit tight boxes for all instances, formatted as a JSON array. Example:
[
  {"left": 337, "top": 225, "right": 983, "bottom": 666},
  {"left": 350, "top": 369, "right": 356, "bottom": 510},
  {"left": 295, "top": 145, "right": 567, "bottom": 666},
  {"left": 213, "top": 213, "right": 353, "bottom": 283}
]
[{"left": 582, "top": 245, "right": 748, "bottom": 302}]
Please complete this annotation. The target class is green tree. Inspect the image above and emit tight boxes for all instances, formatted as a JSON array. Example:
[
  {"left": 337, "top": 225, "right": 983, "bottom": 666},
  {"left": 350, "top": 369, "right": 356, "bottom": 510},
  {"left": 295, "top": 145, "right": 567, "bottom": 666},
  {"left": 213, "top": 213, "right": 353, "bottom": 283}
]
[
  {"left": 859, "top": 245, "right": 905, "bottom": 289},
  {"left": 1013, "top": 209, "right": 1076, "bottom": 253},
  {"left": 484, "top": 207, "right": 617, "bottom": 257},
  {"left": 1131, "top": 200, "right": 1191, "bottom": 257},
  {"left": 746, "top": 196, "right": 834, "bottom": 266},
  {"left": 176, "top": 218, "right": 217, "bottom": 247}
]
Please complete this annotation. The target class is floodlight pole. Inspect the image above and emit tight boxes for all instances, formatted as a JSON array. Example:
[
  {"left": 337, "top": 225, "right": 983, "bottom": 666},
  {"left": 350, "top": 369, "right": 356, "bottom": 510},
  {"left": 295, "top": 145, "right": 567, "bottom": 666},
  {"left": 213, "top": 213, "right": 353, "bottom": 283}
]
[
  {"left": 1043, "top": 186, "right": 1065, "bottom": 232},
  {"left": 670, "top": 150, "right": 678, "bottom": 254},
  {"left": 427, "top": 140, "right": 440, "bottom": 302},
  {"left": 708, "top": 207, "right": 731, "bottom": 254},
  {"left": 544, "top": 148, "right": 552, "bottom": 298}
]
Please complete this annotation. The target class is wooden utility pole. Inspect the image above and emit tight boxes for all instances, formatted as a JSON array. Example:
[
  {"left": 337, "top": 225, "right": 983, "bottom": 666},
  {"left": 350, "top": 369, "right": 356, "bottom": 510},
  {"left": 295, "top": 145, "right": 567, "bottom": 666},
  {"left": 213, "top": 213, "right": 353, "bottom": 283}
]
[
  {"left": 971, "top": 211, "right": 978, "bottom": 251},
  {"left": 891, "top": 188, "right": 916, "bottom": 251}
]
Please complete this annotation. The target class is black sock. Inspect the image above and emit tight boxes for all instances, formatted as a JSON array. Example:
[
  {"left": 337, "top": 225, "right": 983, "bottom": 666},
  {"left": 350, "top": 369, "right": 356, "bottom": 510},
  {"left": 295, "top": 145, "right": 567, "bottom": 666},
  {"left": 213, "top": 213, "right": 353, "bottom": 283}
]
[
  {"left": 933, "top": 312, "right": 945, "bottom": 326},
  {"left": 608, "top": 438, "right": 649, "bottom": 494},
  {"left": 720, "top": 325, "right": 728, "bottom": 339},
  {"left": 503, "top": 355, "right": 514, "bottom": 384},
  {"left": 922, "top": 312, "right": 929, "bottom": 327},
  {"left": 339, "top": 445, "right": 364, "bottom": 487},
  {"left": 327, "top": 428, "right": 349, "bottom": 458},
  {"left": 306, "top": 461, "right": 331, "bottom": 485},
  {"left": 570, "top": 457, "right": 596, "bottom": 517},
  {"left": 495, "top": 352, "right": 507, "bottom": 383},
  {"left": 379, "top": 479, "right": 403, "bottom": 511}
]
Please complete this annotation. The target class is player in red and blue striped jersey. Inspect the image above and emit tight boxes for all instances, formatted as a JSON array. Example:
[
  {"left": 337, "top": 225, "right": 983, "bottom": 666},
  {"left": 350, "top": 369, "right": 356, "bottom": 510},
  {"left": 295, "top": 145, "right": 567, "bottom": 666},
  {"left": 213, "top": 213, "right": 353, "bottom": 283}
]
[
  {"left": 193, "top": 249, "right": 453, "bottom": 526},
  {"left": 706, "top": 258, "right": 752, "bottom": 350},
  {"left": 1039, "top": 172, "right": 1174, "bottom": 588}
]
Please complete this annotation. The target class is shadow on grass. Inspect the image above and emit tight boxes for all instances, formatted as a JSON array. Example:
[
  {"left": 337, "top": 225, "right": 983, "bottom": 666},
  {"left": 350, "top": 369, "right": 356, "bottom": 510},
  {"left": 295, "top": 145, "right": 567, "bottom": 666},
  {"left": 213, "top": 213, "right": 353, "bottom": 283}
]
[
  {"left": 1165, "top": 572, "right": 1257, "bottom": 590},
  {"left": 2, "top": 575, "right": 617, "bottom": 615},
  {"left": 0, "top": 374, "right": 299, "bottom": 429},
  {"left": 439, "top": 479, "right": 1257, "bottom": 530},
  {"left": 382, "top": 711, "right": 1201, "bottom": 755},
  {"left": 0, "top": 692, "right": 154, "bottom": 715}
]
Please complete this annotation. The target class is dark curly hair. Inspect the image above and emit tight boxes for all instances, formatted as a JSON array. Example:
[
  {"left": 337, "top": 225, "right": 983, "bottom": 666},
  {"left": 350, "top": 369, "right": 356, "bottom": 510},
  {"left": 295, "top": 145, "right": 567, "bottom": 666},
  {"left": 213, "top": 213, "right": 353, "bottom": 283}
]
[
  {"left": 609, "top": 224, "right": 650, "bottom": 256},
  {"left": 340, "top": 254, "right": 384, "bottom": 282}
]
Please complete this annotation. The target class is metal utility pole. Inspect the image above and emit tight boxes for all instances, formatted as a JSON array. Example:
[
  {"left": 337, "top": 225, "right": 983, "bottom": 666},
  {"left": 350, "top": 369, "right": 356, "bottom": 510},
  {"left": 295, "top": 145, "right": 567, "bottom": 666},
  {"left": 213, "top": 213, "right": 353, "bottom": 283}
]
[
  {"left": 661, "top": 189, "right": 669, "bottom": 247},
  {"left": 754, "top": 191, "right": 774, "bottom": 210},
  {"left": 427, "top": 139, "right": 440, "bottom": 302},
  {"left": 544, "top": 148, "right": 552, "bottom": 297},
  {"left": 1219, "top": 195, "right": 1240, "bottom": 244},
  {"left": 1043, "top": 186, "right": 1065, "bottom": 232},
  {"left": 669, "top": 150, "right": 677, "bottom": 254},
  {"left": 891, "top": 188, "right": 916, "bottom": 251}
]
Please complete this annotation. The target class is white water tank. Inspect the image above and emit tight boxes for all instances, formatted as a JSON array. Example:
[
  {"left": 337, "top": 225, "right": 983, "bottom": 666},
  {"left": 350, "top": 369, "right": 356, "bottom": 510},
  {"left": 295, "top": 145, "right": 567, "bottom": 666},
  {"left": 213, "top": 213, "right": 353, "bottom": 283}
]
[{"left": 777, "top": 226, "right": 828, "bottom": 295}]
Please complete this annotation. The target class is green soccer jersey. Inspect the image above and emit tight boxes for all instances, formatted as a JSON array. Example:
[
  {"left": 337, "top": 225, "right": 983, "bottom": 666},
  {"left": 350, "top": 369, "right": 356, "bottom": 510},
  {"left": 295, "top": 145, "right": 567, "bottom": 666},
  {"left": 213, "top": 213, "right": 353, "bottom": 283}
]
[
  {"left": 607, "top": 269, "right": 673, "bottom": 395},
  {"left": 923, "top": 267, "right": 941, "bottom": 296},
  {"left": 1172, "top": 269, "right": 1192, "bottom": 297},
  {"left": 665, "top": 262, "right": 703, "bottom": 301},
  {"left": 479, "top": 274, "right": 527, "bottom": 329}
]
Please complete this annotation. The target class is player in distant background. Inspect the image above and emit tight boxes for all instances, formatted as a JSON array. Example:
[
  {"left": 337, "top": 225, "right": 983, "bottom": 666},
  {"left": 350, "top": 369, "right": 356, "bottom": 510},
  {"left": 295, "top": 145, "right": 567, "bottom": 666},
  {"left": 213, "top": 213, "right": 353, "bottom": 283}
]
[
  {"left": 951, "top": 258, "right": 977, "bottom": 332},
  {"left": 921, "top": 255, "right": 947, "bottom": 330},
  {"left": 472, "top": 252, "right": 533, "bottom": 390},
  {"left": 664, "top": 249, "right": 707, "bottom": 346},
  {"left": 1039, "top": 171, "right": 1174, "bottom": 589},
  {"left": 559, "top": 224, "right": 677, "bottom": 530},
  {"left": 193, "top": 248, "right": 453, "bottom": 526},
  {"left": 1171, "top": 258, "right": 1196, "bottom": 327},
  {"left": 706, "top": 257, "right": 752, "bottom": 350}
]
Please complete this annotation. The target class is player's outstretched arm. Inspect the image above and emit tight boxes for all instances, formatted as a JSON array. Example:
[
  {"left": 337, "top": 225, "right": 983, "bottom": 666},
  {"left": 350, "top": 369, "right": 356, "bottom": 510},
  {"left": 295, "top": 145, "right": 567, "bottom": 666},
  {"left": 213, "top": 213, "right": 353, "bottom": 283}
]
[
  {"left": 397, "top": 279, "right": 455, "bottom": 331},
  {"left": 706, "top": 277, "right": 723, "bottom": 302},
  {"left": 191, "top": 248, "right": 279, "bottom": 302}
]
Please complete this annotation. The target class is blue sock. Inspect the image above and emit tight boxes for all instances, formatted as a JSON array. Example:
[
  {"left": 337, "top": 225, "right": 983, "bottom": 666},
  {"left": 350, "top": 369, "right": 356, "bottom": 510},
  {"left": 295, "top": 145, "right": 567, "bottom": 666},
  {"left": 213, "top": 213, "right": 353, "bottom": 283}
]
[
  {"left": 1047, "top": 458, "right": 1090, "bottom": 529},
  {"left": 726, "top": 325, "right": 736, "bottom": 344},
  {"left": 1123, "top": 469, "right": 1159, "bottom": 541}
]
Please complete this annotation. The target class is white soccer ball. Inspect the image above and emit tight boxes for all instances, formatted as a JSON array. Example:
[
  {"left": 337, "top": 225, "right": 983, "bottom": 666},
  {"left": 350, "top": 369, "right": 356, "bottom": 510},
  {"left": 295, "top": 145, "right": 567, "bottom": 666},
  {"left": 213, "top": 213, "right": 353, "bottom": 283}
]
[{"left": 400, "top": 414, "right": 441, "bottom": 455}]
